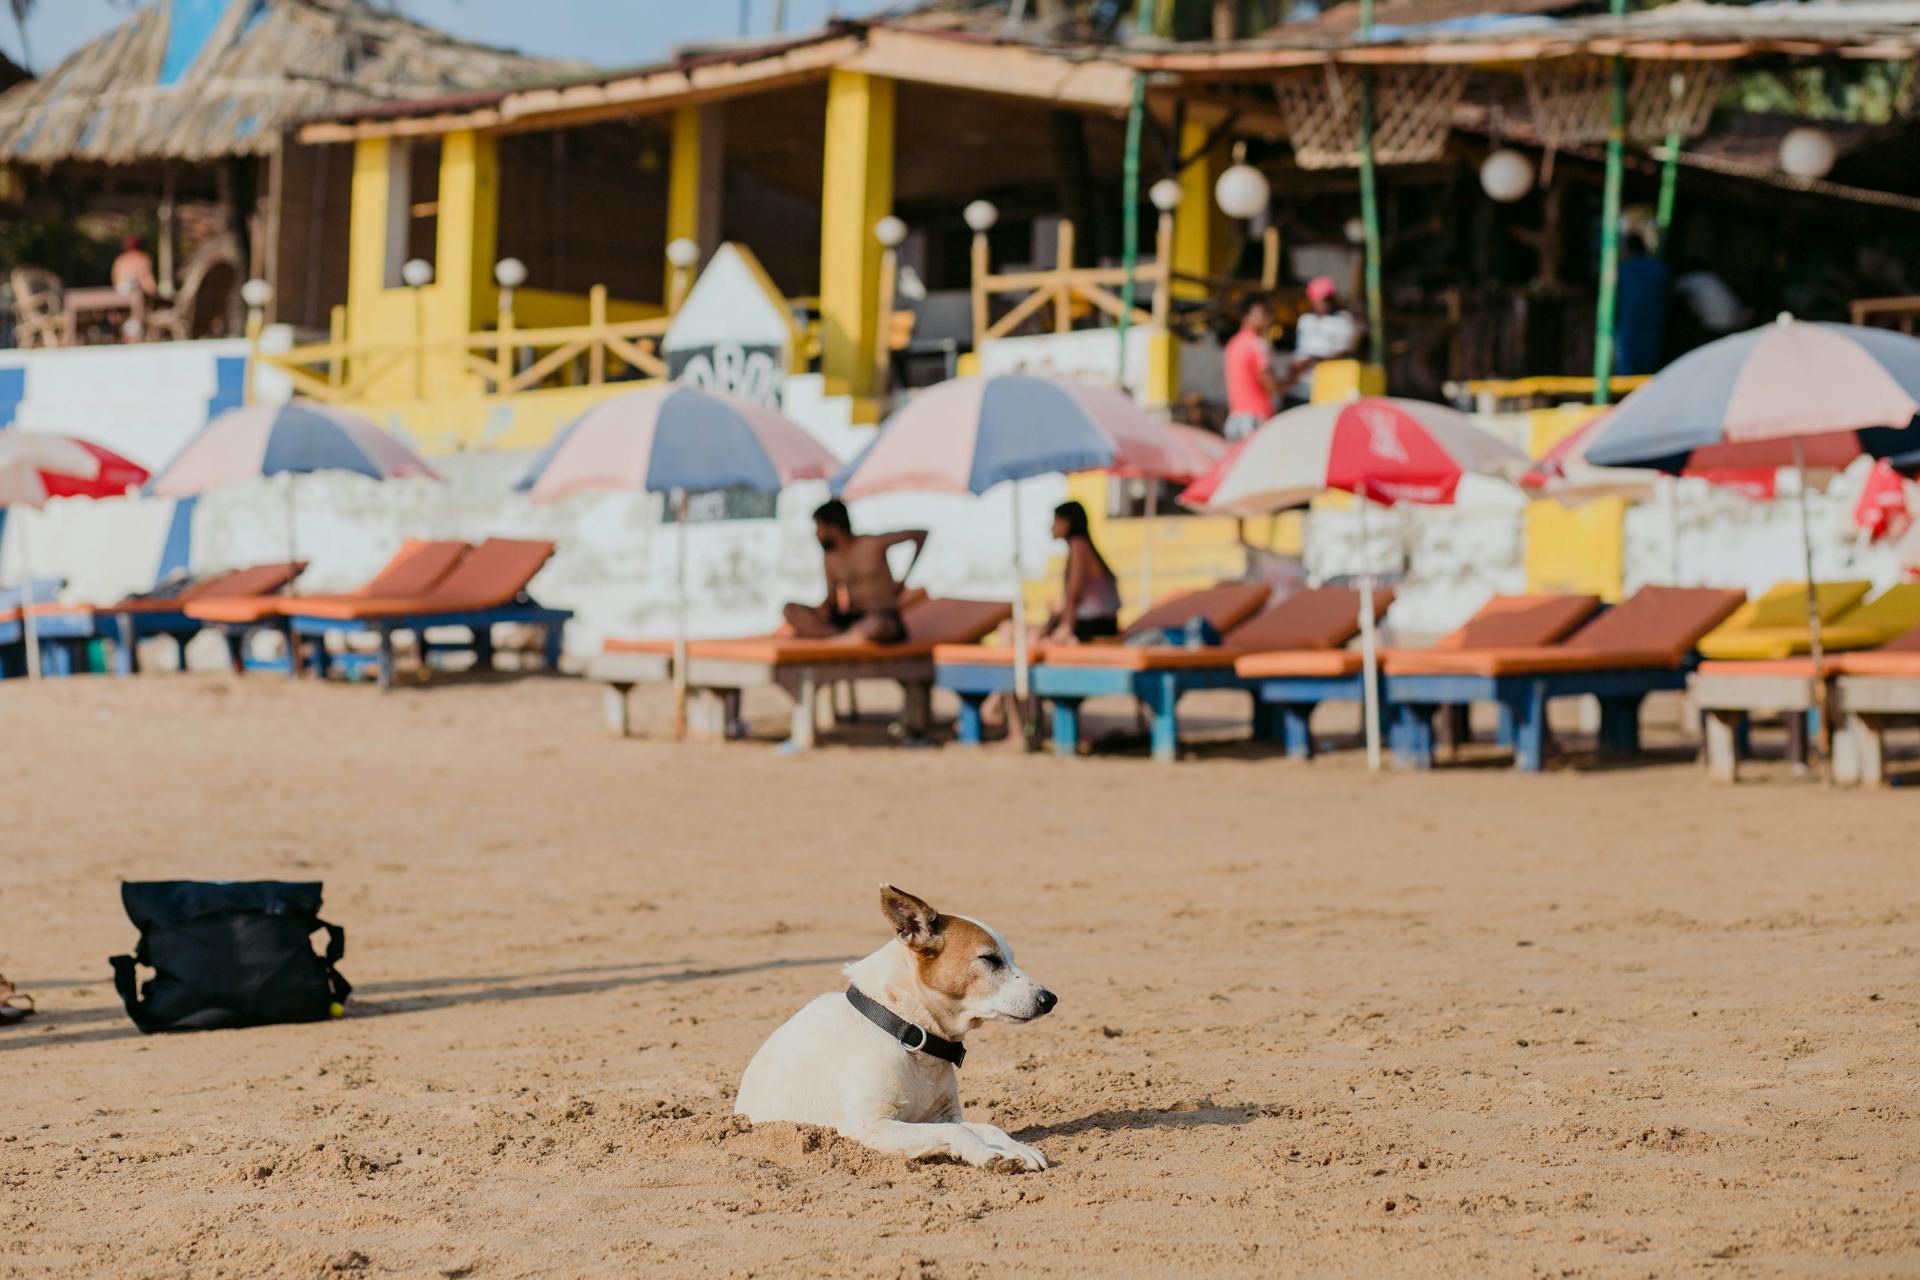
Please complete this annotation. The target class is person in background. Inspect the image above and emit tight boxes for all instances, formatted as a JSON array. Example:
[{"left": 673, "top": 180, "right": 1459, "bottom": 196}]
[
  {"left": 1613, "top": 231, "right": 1670, "bottom": 376},
  {"left": 112, "top": 235, "right": 158, "bottom": 298},
  {"left": 1223, "top": 298, "right": 1287, "bottom": 441},
  {"left": 783, "top": 499, "right": 926, "bottom": 643},
  {"left": 1043, "top": 500, "right": 1121, "bottom": 642},
  {"left": 1288, "top": 275, "right": 1361, "bottom": 402}
]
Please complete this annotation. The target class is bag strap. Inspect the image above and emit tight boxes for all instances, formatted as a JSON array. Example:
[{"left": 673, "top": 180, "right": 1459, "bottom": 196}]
[
  {"left": 317, "top": 920, "right": 352, "bottom": 1005},
  {"left": 109, "top": 953, "right": 160, "bottom": 1034}
]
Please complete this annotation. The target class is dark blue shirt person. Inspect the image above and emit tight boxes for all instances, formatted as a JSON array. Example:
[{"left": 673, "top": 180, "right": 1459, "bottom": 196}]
[{"left": 1614, "top": 232, "right": 1670, "bottom": 376}]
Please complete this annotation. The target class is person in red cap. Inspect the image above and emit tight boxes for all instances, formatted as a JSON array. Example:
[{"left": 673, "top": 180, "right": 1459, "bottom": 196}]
[
  {"left": 111, "top": 234, "right": 158, "bottom": 299},
  {"left": 1287, "top": 275, "right": 1360, "bottom": 403}
]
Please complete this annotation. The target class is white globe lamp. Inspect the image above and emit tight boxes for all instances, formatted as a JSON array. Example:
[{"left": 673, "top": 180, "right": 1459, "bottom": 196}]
[
  {"left": 240, "top": 278, "right": 274, "bottom": 310},
  {"left": 874, "top": 215, "right": 908, "bottom": 249},
  {"left": 1214, "top": 160, "right": 1269, "bottom": 221},
  {"left": 492, "top": 257, "right": 528, "bottom": 289},
  {"left": 401, "top": 258, "right": 434, "bottom": 289},
  {"left": 1148, "top": 179, "right": 1183, "bottom": 213},
  {"left": 1778, "top": 127, "right": 1836, "bottom": 180},
  {"left": 1479, "top": 148, "right": 1535, "bottom": 203},
  {"left": 963, "top": 200, "right": 999, "bottom": 234}
]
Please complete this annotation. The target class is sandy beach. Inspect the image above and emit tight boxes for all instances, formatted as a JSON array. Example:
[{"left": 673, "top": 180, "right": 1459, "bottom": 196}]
[{"left": 2, "top": 674, "right": 1916, "bottom": 1278}]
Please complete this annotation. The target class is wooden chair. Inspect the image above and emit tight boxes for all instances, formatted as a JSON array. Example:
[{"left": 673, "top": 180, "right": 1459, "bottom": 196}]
[
  {"left": 144, "top": 243, "right": 239, "bottom": 342},
  {"left": 9, "top": 267, "right": 65, "bottom": 348}
]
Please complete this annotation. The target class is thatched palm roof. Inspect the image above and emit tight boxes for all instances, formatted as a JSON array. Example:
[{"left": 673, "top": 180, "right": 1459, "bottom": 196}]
[{"left": 0, "top": 0, "right": 570, "bottom": 166}]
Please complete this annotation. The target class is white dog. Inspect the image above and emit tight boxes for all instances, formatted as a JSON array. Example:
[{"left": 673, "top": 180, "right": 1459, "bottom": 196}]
[{"left": 735, "top": 885, "right": 1058, "bottom": 1170}]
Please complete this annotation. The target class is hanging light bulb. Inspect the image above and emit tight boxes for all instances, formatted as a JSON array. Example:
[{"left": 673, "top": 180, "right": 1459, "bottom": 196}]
[
  {"left": 1778, "top": 127, "right": 1837, "bottom": 180},
  {"left": 1478, "top": 149, "right": 1535, "bottom": 203},
  {"left": 1213, "top": 142, "right": 1270, "bottom": 221}
]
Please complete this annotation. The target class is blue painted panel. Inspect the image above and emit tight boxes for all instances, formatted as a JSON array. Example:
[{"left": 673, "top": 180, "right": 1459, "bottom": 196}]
[
  {"left": 160, "top": 0, "right": 237, "bottom": 87},
  {"left": 0, "top": 367, "right": 25, "bottom": 427},
  {"left": 209, "top": 354, "right": 248, "bottom": 417},
  {"left": 157, "top": 497, "right": 198, "bottom": 581}
]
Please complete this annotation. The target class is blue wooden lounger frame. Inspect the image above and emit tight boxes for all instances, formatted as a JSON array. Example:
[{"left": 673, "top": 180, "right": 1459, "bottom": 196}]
[
  {"left": 1380, "top": 665, "right": 1694, "bottom": 772},
  {"left": 287, "top": 601, "right": 572, "bottom": 691}
]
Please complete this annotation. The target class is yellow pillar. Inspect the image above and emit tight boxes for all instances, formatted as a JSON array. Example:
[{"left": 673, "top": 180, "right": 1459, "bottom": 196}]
[
  {"left": 1173, "top": 118, "right": 1231, "bottom": 300},
  {"left": 819, "top": 70, "right": 894, "bottom": 418},
  {"left": 344, "top": 137, "right": 394, "bottom": 344},
  {"left": 434, "top": 128, "right": 499, "bottom": 333},
  {"left": 669, "top": 104, "right": 724, "bottom": 268}
]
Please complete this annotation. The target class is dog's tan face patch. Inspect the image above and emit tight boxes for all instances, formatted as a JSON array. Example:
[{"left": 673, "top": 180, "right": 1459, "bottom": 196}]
[{"left": 915, "top": 915, "right": 1001, "bottom": 1001}]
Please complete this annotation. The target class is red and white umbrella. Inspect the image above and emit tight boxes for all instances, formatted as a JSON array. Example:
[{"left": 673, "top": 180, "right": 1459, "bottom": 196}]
[
  {"left": 0, "top": 432, "right": 151, "bottom": 678},
  {"left": 1109, "top": 422, "right": 1229, "bottom": 606},
  {"left": 1188, "top": 398, "right": 1529, "bottom": 770}
]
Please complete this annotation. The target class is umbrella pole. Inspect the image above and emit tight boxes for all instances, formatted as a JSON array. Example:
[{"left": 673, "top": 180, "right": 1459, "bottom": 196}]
[
  {"left": 1140, "top": 483, "right": 1156, "bottom": 609},
  {"left": 674, "top": 489, "right": 689, "bottom": 742},
  {"left": 19, "top": 515, "right": 40, "bottom": 680},
  {"left": 1792, "top": 438, "right": 1827, "bottom": 774},
  {"left": 1010, "top": 481, "right": 1033, "bottom": 746},
  {"left": 286, "top": 476, "right": 304, "bottom": 675},
  {"left": 1357, "top": 490, "right": 1382, "bottom": 772},
  {"left": 1667, "top": 476, "right": 1683, "bottom": 585}
]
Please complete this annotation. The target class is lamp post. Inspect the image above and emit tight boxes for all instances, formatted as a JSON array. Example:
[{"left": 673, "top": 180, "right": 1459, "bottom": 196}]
[
  {"left": 1147, "top": 178, "right": 1181, "bottom": 329},
  {"left": 666, "top": 237, "right": 701, "bottom": 316},
  {"left": 402, "top": 258, "right": 433, "bottom": 400},
  {"left": 1655, "top": 73, "right": 1686, "bottom": 256},
  {"left": 493, "top": 258, "right": 527, "bottom": 389},
  {"left": 964, "top": 200, "right": 998, "bottom": 354},
  {"left": 872, "top": 215, "right": 907, "bottom": 404},
  {"left": 241, "top": 278, "right": 272, "bottom": 406}
]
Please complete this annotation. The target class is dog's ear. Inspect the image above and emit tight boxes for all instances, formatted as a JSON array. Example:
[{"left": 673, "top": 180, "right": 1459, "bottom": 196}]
[{"left": 879, "top": 884, "right": 941, "bottom": 952}]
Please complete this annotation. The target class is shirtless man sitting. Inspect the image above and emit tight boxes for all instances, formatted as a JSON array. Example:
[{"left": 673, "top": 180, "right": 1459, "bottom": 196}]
[{"left": 784, "top": 499, "right": 926, "bottom": 643}]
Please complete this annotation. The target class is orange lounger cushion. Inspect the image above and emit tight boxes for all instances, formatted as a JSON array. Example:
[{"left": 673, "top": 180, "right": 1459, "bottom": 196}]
[
  {"left": 1696, "top": 657, "right": 1827, "bottom": 678},
  {"left": 1234, "top": 650, "right": 1364, "bottom": 679},
  {"left": 190, "top": 543, "right": 466, "bottom": 624},
  {"left": 40, "top": 562, "right": 308, "bottom": 621},
  {"left": 1387, "top": 587, "right": 1746, "bottom": 676},
  {"left": 926, "top": 582, "right": 1271, "bottom": 669},
  {"left": 1047, "top": 585, "right": 1394, "bottom": 671},
  {"left": 606, "top": 597, "right": 1011, "bottom": 666},
  {"left": 283, "top": 539, "right": 553, "bottom": 621},
  {"left": 1832, "top": 650, "right": 1920, "bottom": 677},
  {"left": 1386, "top": 647, "right": 1683, "bottom": 676},
  {"left": 1428, "top": 594, "right": 1602, "bottom": 650}
]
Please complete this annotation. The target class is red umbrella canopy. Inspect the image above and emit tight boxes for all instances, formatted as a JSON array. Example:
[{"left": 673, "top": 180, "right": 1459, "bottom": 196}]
[
  {"left": 41, "top": 439, "right": 151, "bottom": 500},
  {"left": 0, "top": 433, "right": 150, "bottom": 508}
]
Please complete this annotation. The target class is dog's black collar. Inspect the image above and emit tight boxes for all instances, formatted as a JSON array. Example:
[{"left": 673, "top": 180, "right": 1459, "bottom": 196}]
[{"left": 846, "top": 985, "right": 966, "bottom": 1067}]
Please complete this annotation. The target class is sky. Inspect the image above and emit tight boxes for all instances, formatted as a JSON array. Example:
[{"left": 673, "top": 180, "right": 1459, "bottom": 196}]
[{"left": 0, "top": 0, "right": 902, "bottom": 75}]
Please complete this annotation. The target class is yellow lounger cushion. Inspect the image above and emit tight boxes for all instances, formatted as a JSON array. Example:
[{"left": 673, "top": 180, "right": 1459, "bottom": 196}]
[{"left": 1696, "top": 580, "right": 1872, "bottom": 660}]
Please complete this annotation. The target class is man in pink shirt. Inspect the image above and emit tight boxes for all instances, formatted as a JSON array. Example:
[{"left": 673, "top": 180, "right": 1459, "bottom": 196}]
[{"left": 1222, "top": 298, "right": 1287, "bottom": 440}]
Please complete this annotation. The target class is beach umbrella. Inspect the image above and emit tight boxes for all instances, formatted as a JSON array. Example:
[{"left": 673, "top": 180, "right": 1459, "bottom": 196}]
[
  {"left": 1854, "top": 460, "right": 1911, "bottom": 544},
  {"left": 1189, "top": 397, "right": 1531, "bottom": 771},
  {"left": 1585, "top": 316, "right": 1920, "bottom": 759},
  {"left": 513, "top": 382, "right": 840, "bottom": 737},
  {"left": 0, "top": 433, "right": 151, "bottom": 679},
  {"left": 147, "top": 399, "right": 441, "bottom": 569},
  {"left": 1109, "top": 422, "right": 1229, "bottom": 607},
  {"left": 832, "top": 373, "right": 1204, "bottom": 703}
]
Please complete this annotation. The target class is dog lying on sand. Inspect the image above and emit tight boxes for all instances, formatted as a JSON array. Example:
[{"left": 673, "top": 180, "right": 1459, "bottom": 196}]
[{"left": 735, "top": 885, "right": 1058, "bottom": 1170}]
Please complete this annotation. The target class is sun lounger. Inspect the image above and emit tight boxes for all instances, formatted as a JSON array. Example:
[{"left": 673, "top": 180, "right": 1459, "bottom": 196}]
[
  {"left": 0, "top": 579, "right": 66, "bottom": 676},
  {"left": 1690, "top": 608, "right": 1920, "bottom": 784},
  {"left": 279, "top": 539, "right": 569, "bottom": 691},
  {"left": 932, "top": 581, "right": 1273, "bottom": 745},
  {"left": 1382, "top": 586, "right": 1746, "bottom": 772},
  {"left": 1694, "top": 580, "right": 1872, "bottom": 660},
  {"left": 27, "top": 562, "right": 308, "bottom": 675},
  {"left": 1024, "top": 585, "right": 1392, "bottom": 762},
  {"left": 1234, "top": 593, "right": 1605, "bottom": 763},
  {"left": 596, "top": 596, "right": 1013, "bottom": 748},
  {"left": 188, "top": 541, "right": 468, "bottom": 672}
]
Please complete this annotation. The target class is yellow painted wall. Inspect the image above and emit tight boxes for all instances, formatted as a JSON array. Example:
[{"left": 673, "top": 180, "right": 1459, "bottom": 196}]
[
  {"left": 1173, "top": 119, "right": 1231, "bottom": 300},
  {"left": 819, "top": 70, "right": 894, "bottom": 420},
  {"left": 1520, "top": 403, "right": 1626, "bottom": 601}
]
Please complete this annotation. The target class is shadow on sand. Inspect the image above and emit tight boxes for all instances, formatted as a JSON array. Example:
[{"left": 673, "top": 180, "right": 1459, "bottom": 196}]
[
  {"left": 0, "top": 954, "right": 854, "bottom": 1054},
  {"left": 1015, "top": 1101, "right": 1274, "bottom": 1141}
]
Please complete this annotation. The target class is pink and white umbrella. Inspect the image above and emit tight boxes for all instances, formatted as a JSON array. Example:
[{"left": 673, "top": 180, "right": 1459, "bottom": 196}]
[
  {"left": 514, "top": 383, "right": 841, "bottom": 738},
  {"left": 0, "top": 432, "right": 152, "bottom": 678},
  {"left": 1189, "top": 397, "right": 1529, "bottom": 770},
  {"left": 831, "top": 373, "right": 1209, "bottom": 700}
]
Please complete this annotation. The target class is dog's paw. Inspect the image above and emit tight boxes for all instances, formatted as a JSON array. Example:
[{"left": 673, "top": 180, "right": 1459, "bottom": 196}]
[{"left": 982, "top": 1140, "right": 1048, "bottom": 1173}]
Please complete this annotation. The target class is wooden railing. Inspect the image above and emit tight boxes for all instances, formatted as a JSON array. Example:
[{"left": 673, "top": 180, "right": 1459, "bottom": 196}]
[
  {"left": 259, "top": 285, "right": 672, "bottom": 406},
  {"left": 969, "top": 217, "right": 1280, "bottom": 349},
  {"left": 1852, "top": 295, "right": 1920, "bottom": 335}
]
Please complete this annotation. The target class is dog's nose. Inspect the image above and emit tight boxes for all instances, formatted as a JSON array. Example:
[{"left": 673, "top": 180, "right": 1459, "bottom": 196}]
[{"left": 1034, "top": 989, "right": 1058, "bottom": 1016}]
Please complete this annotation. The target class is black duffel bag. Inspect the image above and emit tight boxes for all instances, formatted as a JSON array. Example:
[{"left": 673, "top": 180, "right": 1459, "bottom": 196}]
[{"left": 110, "top": 881, "right": 351, "bottom": 1034}]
